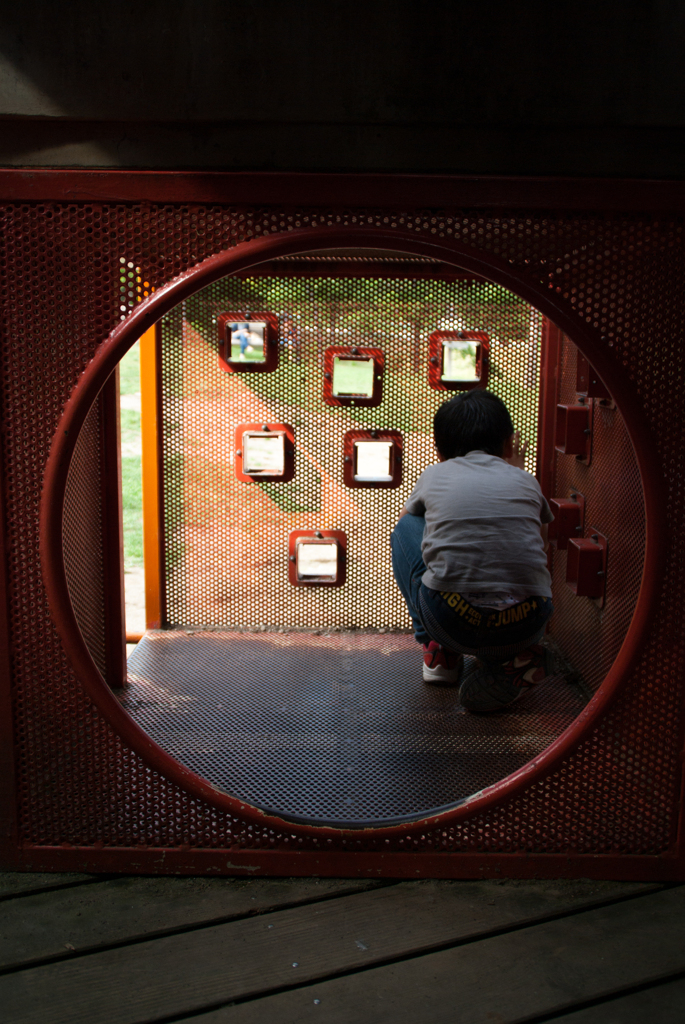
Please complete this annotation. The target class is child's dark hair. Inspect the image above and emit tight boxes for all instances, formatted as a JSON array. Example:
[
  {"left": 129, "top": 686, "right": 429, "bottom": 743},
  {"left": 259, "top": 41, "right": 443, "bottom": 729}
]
[{"left": 434, "top": 390, "right": 514, "bottom": 459}]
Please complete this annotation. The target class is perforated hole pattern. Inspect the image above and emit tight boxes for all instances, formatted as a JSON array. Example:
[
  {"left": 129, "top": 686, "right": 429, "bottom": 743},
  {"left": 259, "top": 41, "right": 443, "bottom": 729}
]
[
  {"left": 123, "top": 630, "right": 586, "bottom": 827},
  {"left": 63, "top": 400, "right": 107, "bottom": 679},
  {"left": 550, "top": 337, "right": 645, "bottom": 695},
  {"left": 161, "top": 270, "right": 541, "bottom": 629},
  {"left": 1, "top": 202, "right": 681, "bottom": 855}
]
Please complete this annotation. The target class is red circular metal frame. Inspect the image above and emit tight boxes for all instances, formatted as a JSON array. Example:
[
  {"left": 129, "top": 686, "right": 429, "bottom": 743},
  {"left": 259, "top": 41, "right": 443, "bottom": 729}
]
[{"left": 40, "top": 226, "right": 666, "bottom": 840}]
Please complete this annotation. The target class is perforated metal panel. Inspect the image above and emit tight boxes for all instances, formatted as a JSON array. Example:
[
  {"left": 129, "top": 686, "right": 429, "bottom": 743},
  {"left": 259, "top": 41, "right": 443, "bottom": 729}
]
[
  {"left": 63, "top": 399, "right": 107, "bottom": 679},
  {"left": 549, "top": 336, "right": 644, "bottom": 694},
  {"left": 160, "top": 263, "right": 542, "bottom": 629},
  {"left": 123, "top": 630, "right": 585, "bottom": 826},
  {"left": 1, "top": 193, "right": 681, "bottom": 869}
]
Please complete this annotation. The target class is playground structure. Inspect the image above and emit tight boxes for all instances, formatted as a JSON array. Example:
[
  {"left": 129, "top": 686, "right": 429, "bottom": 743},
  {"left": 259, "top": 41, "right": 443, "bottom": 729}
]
[{"left": 0, "top": 172, "right": 680, "bottom": 878}]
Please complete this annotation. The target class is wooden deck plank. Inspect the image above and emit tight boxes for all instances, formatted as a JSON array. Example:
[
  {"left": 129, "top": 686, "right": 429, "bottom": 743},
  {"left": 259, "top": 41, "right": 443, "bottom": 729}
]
[
  {"left": 547, "top": 976, "right": 685, "bottom": 1023},
  {"left": 0, "top": 875, "right": 382, "bottom": 969},
  {"left": 0, "top": 879, "right": 659, "bottom": 1024},
  {"left": 189, "top": 886, "right": 685, "bottom": 1024},
  {"left": 0, "top": 873, "right": 96, "bottom": 899}
]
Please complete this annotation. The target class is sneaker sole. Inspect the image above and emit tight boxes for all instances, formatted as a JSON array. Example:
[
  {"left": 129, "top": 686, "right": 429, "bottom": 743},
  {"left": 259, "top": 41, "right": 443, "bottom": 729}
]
[{"left": 423, "top": 663, "right": 464, "bottom": 687}]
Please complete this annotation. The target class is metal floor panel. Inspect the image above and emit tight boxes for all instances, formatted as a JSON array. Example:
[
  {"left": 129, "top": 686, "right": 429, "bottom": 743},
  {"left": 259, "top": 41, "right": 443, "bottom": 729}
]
[{"left": 123, "top": 631, "right": 587, "bottom": 828}]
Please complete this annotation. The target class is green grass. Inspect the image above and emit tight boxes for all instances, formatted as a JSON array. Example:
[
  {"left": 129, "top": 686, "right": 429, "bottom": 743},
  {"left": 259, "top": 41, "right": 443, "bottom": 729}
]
[
  {"left": 119, "top": 340, "right": 141, "bottom": 395},
  {"left": 230, "top": 342, "right": 266, "bottom": 363},
  {"left": 121, "top": 454, "right": 143, "bottom": 566},
  {"left": 120, "top": 406, "right": 141, "bottom": 436}
]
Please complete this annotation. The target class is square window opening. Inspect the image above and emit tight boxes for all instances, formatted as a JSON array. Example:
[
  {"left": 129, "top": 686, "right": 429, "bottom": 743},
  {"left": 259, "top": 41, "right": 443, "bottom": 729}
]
[
  {"left": 243, "top": 432, "right": 285, "bottom": 476},
  {"left": 230, "top": 321, "right": 267, "bottom": 364},
  {"left": 354, "top": 440, "right": 394, "bottom": 482},
  {"left": 442, "top": 339, "right": 480, "bottom": 382},
  {"left": 332, "top": 356, "right": 375, "bottom": 398},
  {"left": 296, "top": 540, "right": 339, "bottom": 582}
]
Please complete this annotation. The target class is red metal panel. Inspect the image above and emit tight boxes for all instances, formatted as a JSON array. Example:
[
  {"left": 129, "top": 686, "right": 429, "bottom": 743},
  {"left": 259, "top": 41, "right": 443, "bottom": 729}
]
[
  {"left": 99, "top": 371, "right": 127, "bottom": 687},
  {"left": 555, "top": 403, "right": 592, "bottom": 460},
  {"left": 37, "top": 228, "right": 666, "bottom": 851},
  {"left": 12, "top": 845, "right": 685, "bottom": 882},
  {"left": 0, "top": 175, "right": 676, "bottom": 878},
  {"left": 576, "top": 352, "right": 612, "bottom": 401},
  {"left": 1, "top": 170, "right": 685, "bottom": 211},
  {"left": 548, "top": 494, "right": 584, "bottom": 550},
  {"left": 536, "top": 319, "right": 562, "bottom": 500},
  {"left": 62, "top": 399, "right": 108, "bottom": 681},
  {"left": 0, "top": 431, "right": 19, "bottom": 869},
  {"left": 566, "top": 533, "right": 607, "bottom": 601}
]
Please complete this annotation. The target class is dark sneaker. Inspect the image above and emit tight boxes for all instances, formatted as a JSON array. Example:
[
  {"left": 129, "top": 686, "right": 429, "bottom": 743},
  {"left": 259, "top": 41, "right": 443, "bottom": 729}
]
[
  {"left": 423, "top": 641, "right": 464, "bottom": 686},
  {"left": 502, "top": 645, "right": 554, "bottom": 687},
  {"left": 459, "top": 646, "right": 554, "bottom": 713}
]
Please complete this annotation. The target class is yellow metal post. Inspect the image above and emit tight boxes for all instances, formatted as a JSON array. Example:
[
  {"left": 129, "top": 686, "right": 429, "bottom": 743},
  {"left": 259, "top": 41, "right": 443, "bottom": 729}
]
[{"left": 139, "top": 324, "right": 163, "bottom": 629}]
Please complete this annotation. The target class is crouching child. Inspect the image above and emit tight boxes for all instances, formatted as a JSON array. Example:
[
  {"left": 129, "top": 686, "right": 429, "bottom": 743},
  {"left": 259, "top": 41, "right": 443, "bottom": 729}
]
[{"left": 391, "top": 390, "right": 554, "bottom": 713}]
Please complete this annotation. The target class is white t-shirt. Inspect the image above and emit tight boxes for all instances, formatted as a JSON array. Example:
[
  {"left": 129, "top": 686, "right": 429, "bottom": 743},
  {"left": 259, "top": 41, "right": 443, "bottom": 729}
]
[{"left": 403, "top": 451, "right": 554, "bottom": 599}]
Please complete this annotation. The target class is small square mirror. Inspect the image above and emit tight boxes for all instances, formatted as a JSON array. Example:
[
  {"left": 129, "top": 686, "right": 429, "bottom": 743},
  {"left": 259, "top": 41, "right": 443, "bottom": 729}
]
[
  {"left": 296, "top": 541, "right": 339, "bottom": 581},
  {"left": 243, "top": 432, "right": 285, "bottom": 475},
  {"left": 229, "top": 320, "right": 267, "bottom": 364},
  {"left": 332, "top": 356, "right": 375, "bottom": 398},
  {"left": 442, "top": 339, "right": 479, "bottom": 381},
  {"left": 354, "top": 440, "right": 393, "bottom": 482}
]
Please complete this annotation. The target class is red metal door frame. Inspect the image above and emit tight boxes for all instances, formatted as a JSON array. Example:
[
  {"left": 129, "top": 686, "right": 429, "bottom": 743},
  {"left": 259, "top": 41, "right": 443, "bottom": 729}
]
[
  {"left": 0, "top": 170, "right": 679, "bottom": 879},
  {"left": 39, "top": 225, "right": 666, "bottom": 838}
]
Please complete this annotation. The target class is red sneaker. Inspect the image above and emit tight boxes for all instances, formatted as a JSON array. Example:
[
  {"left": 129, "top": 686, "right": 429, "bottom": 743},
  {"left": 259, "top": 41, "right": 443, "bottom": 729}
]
[{"left": 422, "top": 641, "right": 464, "bottom": 686}]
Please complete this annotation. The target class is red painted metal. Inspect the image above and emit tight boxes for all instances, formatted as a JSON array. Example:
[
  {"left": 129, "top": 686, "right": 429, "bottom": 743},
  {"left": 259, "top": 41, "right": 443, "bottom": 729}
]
[
  {"left": 576, "top": 352, "right": 612, "bottom": 401},
  {"left": 234, "top": 423, "right": 295, "bottom": 484},
  {"left": 37, "top": 226, "right": 667, "bottom": 845},
  {"left": 0, "top": 172, "right": 670, "bottom": 878},
  {"left": 99, "top": 372, "right": 127, "bottom": 687},
  {"left": 555, "top": 403, "right": 592, "bottom": 461},
  {"left": 12, "top": 845, "right": 685, "bottom": 882},
  {"left": 427, "top": 331, "right": 490, "bottom": 392},
  {"left": 0, "top": 433, "right": 18, "bottom": 869},
  {"left": 342, "top": 430, "right": 403, "bottom": 490},
  {"left": 566, "top": 537, "right": 604, "bottom": 599},
  {"left": 288, "top": 530, "right": 347, "bottom": 588},
  {"left": 322, "top": 346, "right": 384, "bottom": 409},
  {"left": 217, "top": 312, "right": 280, "bottom": 375},
  {"left": 548, "top": 493, "right": 585, "bottom": 551},
  {"left": 1, "top": 169, "right": 685, "bottom": 211},
  {"left": 232, "top": 258, "right": 483, "bottom": 283},
  {"left": 566, "top": 531, "right": 608, "bottom": 606},
  {"left": 536, "top": 319, "right": 562, "bottom": 501}
]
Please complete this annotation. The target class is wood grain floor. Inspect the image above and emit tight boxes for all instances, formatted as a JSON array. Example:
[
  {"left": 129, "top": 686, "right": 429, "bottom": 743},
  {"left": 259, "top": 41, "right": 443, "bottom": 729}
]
[{"left": 1, "top": 871, "right": 683, "bottom": 1023}]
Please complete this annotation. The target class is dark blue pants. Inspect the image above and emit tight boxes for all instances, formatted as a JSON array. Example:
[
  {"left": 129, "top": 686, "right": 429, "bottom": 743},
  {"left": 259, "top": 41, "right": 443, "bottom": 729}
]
[{"left": 390, "top": 513, "right": 553, "bottom": 660}]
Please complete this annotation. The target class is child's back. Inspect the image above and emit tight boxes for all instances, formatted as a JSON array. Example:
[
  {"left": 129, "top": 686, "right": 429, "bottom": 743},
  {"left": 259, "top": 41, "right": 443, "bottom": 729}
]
[
  {"left": 406, "top": 449, "right": 552, "bottom": 598},
  {"left": 391, "top": 390, "right": 555, "bottom": 713}
]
